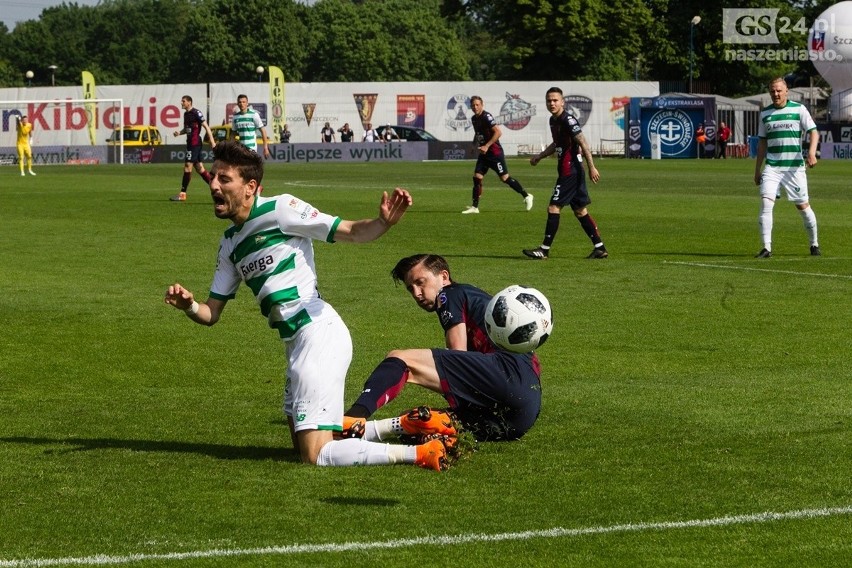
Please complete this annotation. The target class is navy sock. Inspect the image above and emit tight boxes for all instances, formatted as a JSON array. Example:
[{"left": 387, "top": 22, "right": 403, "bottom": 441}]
[
  {"left": 472, "top": 177, "right": 482, "bottom": 207},
  {"left": 578, "top": 213, "right": 603, "bottom": 247},
  {"left": 504, "top": 176, "right": 527, "bottom": 197},
  {"left": 345, "top": 357, "right": 409, "bottom": 417},
  {"left": 543, "top": 213, "right": 560, "bottom": 248}
]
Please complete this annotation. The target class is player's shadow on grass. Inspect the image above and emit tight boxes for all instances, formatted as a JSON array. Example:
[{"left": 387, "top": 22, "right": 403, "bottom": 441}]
[{"left": 0, "top": 436, "right": 298, "bottom": 462}]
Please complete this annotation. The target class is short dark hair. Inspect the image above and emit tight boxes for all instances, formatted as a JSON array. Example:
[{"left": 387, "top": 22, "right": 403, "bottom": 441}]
[
  {"left": 212, "top": 140, "right": 263, "bottom": 184},
  {"left": 237, "top": 94, "right": 248, "bottom": 101},
  {"left": 391, "top": 254, "right": 451, "bottom": 285},
  {"left": 546, "top": 86, "right": 563, "bottom": 96},
  {"left": 470, "top": 95, "right": 483, "bottom": 104},
  {"left": 182, "top": 95, "right": 193, "bottom": 104}
]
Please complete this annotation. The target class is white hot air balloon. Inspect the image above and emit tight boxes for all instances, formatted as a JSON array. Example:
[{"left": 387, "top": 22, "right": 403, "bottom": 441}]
[{"left": 809, "top": 1, "right": 852, "bottom": 120}]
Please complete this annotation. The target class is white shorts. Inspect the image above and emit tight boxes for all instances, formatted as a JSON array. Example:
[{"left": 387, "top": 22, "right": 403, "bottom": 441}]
[
  {"left": 282, "top": 314, "right": 352, "bottom": 433},
  {"left": 759, "top": 166, "right": 810, "bottom": 204}
]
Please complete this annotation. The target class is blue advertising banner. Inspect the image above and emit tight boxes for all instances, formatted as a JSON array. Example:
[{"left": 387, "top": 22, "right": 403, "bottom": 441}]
[{"left": 627, "top": 96, "right": 717, "bottom": 158}]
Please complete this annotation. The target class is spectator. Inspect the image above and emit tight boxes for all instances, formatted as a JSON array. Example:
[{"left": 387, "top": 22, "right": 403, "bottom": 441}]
[
  {"left": 696, "top": 123, "right": 706, "bottom": 158},
  {"left": 363, "top": 122, "right": 379, "bottom": 142},
  {"left": 382, "top": 124, "right": 400, "bottom": 143},
  {"left": 321, "top": 122, "right": 335, "bottom": 143},
  {"left": 338, "top": 123, "right": 355, "bottom": 142},
  {"left": 280, "top": 124, "right": 292, "bottom": 144},
  {"left": 717, "top": 122, "right": 731, "bottom": 159}
]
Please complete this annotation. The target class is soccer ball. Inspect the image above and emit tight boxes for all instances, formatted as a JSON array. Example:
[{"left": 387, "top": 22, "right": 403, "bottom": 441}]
[{"left": 485, "top": 285, "right": 553, "bottom": 353}]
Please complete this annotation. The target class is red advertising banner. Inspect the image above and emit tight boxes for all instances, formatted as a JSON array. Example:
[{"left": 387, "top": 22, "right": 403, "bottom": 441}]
[{"left": 396, "top": 94, "right": 425, "bottom": 128}]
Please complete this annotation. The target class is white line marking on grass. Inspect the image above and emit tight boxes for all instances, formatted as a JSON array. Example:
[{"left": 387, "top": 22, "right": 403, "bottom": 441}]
[
  {"left": 1, "top": 506, "right": 850, "bottom": 567},
  {"left": 664, "top": 261, "right": 852, "bottom": 280}
]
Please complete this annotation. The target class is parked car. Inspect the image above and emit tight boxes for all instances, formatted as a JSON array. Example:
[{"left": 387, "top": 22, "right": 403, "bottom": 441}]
[
  {"left": 208, "top": 124, "right": 262, "bottom": 145},
  {"left": 106, "top": 125, "right": 162, "bottom": 146},
  {"left": 375, "top": 124, "right": 440, "bottom": 142}
]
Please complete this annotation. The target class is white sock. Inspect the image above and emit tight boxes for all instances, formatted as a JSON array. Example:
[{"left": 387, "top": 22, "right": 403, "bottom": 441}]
[
  {"left": 316, "top": 438, "right": 415, "bottom": 466},
  {"left": 366, "top": 417, "right": 406, "bottom": 441},
  {"left": 758, "top": 199, "right": 775, "bottom": 250},
  {"left": 799, "top": 206, "right": 818, "bottom": 246},
  {"left": 316, "top": 438, "right": 390, "bottom": 466}
]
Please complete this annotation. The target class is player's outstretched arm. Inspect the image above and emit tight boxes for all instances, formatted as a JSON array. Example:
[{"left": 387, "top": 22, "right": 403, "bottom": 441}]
[
  {"left": 379, "top": 187, "right": 412, "bottom": 225},
  {"left": 530, "top": 142, "right": 556, "bottom": 166},
  {"left": 334, "top": 188, "right": 412, "bottom": 243},
  {"left": 164, "top": 283, "right": 225, "bottom": 326}
]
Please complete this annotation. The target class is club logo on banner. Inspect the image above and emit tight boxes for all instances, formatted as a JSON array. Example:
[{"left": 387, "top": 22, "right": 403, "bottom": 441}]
[
  {"left": 496, "top": 92, "right": 537, "bottom": 130},
  {"left": 445, "top": 94, "right": 473, "bottom": 132},
  {"left": 397, "top": 94, "right": 425, "bottom": 128},
  {"left": 648, "top": 109, "right": 694, "bottom": 157},
  {"left": 353, "top": 94, "right": 378, "bottom": 127},
  {"left": 563, "top": 95, "right": 592, "bottom": 127},
  {"left": 302, "top": 103, "right": 316, "bottom": 126},
  {"left": 610, "top": 97, "right": 630, "bottom": 130}
]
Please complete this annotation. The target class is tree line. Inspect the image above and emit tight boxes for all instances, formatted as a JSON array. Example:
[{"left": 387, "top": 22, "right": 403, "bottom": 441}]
[{"left": 0, "top": 0, "right": 838, "bottom": 98}]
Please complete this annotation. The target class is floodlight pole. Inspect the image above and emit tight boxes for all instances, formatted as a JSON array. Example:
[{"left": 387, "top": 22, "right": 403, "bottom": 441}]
[{"left": 689, "top": 16, "right": 701, "bottom": 93}]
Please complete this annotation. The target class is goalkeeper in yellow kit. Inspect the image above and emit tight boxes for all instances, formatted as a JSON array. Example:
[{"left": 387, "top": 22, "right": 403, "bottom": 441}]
[{"left": 16, "top": 115, "right": 36, "bottom": 176}]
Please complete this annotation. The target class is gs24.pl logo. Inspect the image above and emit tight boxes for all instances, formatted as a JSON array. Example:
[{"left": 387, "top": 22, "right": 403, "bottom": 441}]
[{"left": 723, "top": 8, "right": 832, "bottom": 44}]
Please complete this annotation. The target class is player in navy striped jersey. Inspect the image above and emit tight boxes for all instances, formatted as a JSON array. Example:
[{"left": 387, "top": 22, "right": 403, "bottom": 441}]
[
  {"left": 165, "top": 142, "right": 452, "bottom": 471},
  {"left": 523, "top": 86, "right": 608, "bottom": 260},
  {"left": 170, "top": 95, "right": 215, "bottom": 202},
  {"left": 461, "top": 96, "right": 533, "bottom": 214},
  {"left": 753, "top": 77, "right": 820, "bottom": 258},
  {"left": 344, "top": 254, "right": 542, "bottom": 443}
]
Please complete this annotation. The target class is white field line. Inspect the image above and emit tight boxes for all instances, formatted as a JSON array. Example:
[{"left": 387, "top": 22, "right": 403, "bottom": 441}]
[
  {"left": 664, "top": 260, "right": 852, "bottom": 280},
  {"left": 1, "top": 506, "right": 850, "bottom": 567}
]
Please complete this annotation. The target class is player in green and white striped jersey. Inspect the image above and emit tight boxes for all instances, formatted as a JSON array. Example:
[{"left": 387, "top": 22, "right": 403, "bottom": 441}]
[
  {"left": 165, "top": 141, "right": 450, "bottom": 471},
  {"left": 232, "top": 94, "right": 271, "bottom": 158},
  {"left": 753, "top": 77, "right": 820, "bottom": 258}
]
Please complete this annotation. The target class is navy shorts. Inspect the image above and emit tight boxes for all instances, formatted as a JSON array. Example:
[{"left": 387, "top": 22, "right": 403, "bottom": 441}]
[
  {"left": 474, "top": 153, "right": 509, "bottom": 177},
  {"left": 184, "top": 145, "right": 204, "bottom": 164},
  {"left": 431, "top": 348, "right": 542, "bottom": 441},
  {"left": 550, "top": 170, "right": 591, "bottom": 210}
]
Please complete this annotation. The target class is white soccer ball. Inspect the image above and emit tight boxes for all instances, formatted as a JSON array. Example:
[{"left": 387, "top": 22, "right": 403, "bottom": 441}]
[{"left": 485, "top": 285, "right": 553, "bottom": 353}]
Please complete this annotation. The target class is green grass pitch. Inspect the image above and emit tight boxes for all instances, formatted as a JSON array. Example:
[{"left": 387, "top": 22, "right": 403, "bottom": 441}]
[{"left": 0, "top": 156, "right": 850, "bottom": 566}]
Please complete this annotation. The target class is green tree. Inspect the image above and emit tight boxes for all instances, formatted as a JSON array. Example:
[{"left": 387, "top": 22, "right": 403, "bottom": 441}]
[
  {"left": 0, "top": 0, "right": 820, "bottom": 96},
  {"left": 652, "top": 0, "right": 806, "bottom": 97},
  {"left": 3, "top": 0, "right": 190, "bottom": 86},
  {"left": 305, "top": 0, "right": 469, "bottom": 81},
  {"left": 0, "top": 22, "right": 21, "bottom": 87},
  {"left": 179, "top": 0, "right": 311, "bottom": 83},
  {"left": 443, "top": 0, "right": 665, "bottom": 81}
]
